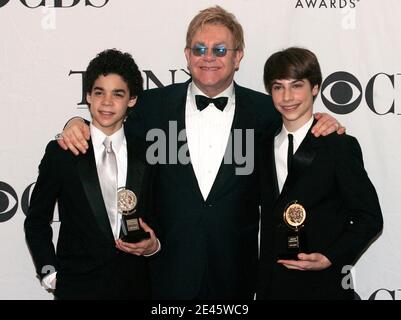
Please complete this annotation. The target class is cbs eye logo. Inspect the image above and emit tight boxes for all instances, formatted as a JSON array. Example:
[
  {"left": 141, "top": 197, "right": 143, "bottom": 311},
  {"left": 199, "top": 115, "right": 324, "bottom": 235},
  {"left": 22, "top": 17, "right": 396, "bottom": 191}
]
[
  {"left": 321, "top": 71, "right": 363, "bottom": 114},
  {"left": 0, "top": 181, "right": 36, "bottom": 222},
  {"left": 0, "top": 181, "right": 19, "bottom": 222}
]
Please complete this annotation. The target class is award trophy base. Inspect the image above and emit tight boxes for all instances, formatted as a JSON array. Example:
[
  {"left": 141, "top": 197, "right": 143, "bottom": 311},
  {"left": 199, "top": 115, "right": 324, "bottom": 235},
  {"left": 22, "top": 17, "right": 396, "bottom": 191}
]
[
  {"left": 277, "top": 230, "right": 307, "bottom": 261},
  {"left": 277, "top": 252, "right": 300, "bottom": 261},
  {"left": 121, "top": 230, "right": 150, "bottom": 243},
  {"left": 120, "top": 215, "right": 151, "bottom": 243}
]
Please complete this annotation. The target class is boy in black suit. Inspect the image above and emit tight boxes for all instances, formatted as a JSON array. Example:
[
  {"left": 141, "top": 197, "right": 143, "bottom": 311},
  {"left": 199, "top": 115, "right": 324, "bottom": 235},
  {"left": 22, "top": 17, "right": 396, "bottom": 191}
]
[
  {"left": 25, "top": 49, "right": 159, "bottom": 299},
  {"left": 257, "top": 47, "right": 383, "bottom": 300}
]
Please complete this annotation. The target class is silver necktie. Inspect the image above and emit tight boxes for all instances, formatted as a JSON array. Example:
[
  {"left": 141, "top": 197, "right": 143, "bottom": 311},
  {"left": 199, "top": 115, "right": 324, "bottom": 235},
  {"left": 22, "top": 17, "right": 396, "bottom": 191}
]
[{"left": 98, "top": 137, "right": 118, "bottom": 239}]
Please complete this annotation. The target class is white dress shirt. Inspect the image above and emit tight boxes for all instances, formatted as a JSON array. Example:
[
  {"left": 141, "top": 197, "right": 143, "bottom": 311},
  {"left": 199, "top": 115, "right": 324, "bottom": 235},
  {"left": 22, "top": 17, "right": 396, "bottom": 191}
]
[
  {"left": 274, "top": 117, "right": 314, "bottom": 193},
  {"left": 185, "top": 82, "right": 235, "bottom": 200}
]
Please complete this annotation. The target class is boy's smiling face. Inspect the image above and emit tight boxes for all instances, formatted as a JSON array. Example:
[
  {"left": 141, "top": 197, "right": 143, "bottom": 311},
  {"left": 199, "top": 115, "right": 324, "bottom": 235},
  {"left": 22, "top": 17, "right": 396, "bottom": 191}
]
[{"left": 87, "top": 74, "right": 136, "bottom": 136}]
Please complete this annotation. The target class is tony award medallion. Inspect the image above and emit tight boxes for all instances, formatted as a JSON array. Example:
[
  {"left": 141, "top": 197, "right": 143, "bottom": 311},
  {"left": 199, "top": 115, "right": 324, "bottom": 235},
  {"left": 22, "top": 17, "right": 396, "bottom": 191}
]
[
  {"left": 118, "top": 188, "right": 150, "bottom": 243},
  {"left": 277, "top": 201, "right": 307, "bottom": 260}
]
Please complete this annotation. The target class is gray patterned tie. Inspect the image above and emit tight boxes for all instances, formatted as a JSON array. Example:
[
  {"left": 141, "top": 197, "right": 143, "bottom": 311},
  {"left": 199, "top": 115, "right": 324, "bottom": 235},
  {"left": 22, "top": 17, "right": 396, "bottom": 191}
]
[{"left": 98, "top": 137, "right": 118, "bottom": 239}]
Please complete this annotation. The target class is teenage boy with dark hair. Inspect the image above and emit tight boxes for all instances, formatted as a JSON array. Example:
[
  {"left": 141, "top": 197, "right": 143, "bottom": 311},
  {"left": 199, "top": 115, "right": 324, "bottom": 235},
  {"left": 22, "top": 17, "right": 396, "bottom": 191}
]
[
  {"left": 25, "top": 49, "right": 159, "bottom": 299},
  {"left": 257, "top": 47, "right": 383, "bottom": 300}
]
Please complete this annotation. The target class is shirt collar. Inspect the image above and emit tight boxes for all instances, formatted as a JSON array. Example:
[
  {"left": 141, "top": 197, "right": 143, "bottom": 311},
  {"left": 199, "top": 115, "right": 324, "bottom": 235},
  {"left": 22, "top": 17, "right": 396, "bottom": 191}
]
[
  {"left": 276, "top": 116, "right": 314, "bottom": 150},
  {"left": 90, "top": 123, "right": 125, "bottom": 153},
  {"left": 189, "top": 81, "right": 235, "bottom": 112}
]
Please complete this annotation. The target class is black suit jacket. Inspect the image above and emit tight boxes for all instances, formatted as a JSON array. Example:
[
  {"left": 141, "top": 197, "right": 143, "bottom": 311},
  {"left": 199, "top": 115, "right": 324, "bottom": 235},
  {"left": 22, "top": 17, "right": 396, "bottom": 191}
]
[
  {"left": 25, "top": 131, "right": 153, "bottom": 299},
  {"left": 124, "top": 80, "right": 279, "bottom": 299},
  {"left": 257, "top": 122, "right": 383, "bottom": 300}
]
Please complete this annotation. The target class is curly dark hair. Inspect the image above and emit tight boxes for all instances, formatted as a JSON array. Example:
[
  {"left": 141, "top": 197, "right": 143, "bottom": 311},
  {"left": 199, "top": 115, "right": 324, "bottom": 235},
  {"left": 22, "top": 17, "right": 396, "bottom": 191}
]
[{"left": 84, "top": 49, "right": 143, "bottom": 98}]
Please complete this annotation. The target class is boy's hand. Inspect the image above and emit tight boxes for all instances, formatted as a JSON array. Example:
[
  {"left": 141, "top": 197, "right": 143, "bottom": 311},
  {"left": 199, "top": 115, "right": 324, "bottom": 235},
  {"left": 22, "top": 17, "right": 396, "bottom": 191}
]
[
  {"left": 277, "top": 253, "right": 332, "bottom": 271},
  {"left": 115, "top": 218, "right": 160, "bottom": 256}
]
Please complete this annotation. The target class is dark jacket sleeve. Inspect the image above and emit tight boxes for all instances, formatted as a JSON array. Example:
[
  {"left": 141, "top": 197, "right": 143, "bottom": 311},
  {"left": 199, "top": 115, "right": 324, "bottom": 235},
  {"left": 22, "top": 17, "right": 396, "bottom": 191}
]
[
  {"left": 323, "top": 135, "right": 383, "bottom": 267},
  {"left": 24, "top": 141, "right": 61, "bottom": 280},
  {"left": 139, "top": 163, "right": 160, "bottom": 238}
]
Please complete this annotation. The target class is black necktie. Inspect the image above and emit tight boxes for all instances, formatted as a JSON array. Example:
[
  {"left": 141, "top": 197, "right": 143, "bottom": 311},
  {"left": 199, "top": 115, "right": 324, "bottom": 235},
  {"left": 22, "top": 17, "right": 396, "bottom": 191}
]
[
  {"left": 195, "top": 95, "right": 228, "bottom": 111},
  {"left": 287, "top": 134, "right": 294, "bottom": 173}
]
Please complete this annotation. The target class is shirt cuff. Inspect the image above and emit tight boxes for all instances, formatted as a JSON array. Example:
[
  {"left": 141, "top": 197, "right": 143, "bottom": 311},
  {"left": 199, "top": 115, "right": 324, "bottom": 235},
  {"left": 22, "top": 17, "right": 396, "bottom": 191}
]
[
  {"left": 144, "top": 238, "right": 161, "bottom": 257},
  {"left": 41, "top": 271, "right": 57, "bottom": 290}
]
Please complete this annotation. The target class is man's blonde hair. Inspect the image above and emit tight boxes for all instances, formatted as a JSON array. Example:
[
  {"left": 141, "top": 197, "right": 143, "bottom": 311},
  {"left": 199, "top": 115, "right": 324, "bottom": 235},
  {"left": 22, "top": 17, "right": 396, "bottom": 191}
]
[{"left": 186, "top": 6, "right": 245, "bottom": 51}]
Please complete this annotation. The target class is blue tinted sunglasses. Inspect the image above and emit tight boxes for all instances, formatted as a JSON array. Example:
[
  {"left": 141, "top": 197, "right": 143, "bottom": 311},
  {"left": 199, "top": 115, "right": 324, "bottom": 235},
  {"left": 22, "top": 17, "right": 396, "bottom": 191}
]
[{"left": 187, "top": 45, "right": 238, "bottom": 57}]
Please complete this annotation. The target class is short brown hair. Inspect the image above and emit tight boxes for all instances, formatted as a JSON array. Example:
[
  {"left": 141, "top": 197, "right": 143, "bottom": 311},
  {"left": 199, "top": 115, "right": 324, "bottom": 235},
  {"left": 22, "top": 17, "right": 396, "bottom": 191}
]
[
  {"left": 186, "top": 6, "right": 245, "bottom": 51},
  {"left": 263, "top": 47, "right": 322, "bottom": 94}
]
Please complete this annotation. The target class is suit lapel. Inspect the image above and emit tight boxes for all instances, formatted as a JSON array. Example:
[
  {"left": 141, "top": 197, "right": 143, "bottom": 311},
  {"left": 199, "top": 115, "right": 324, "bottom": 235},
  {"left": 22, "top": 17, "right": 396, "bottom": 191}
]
[
  {"left": 259, "top": 128, "right": 281, "bottom": 216},
  {"left": 125, "top": 136, "right": 146, "bottom": 200},
  {"left": 270, "top": 129, "right": 281, "bottom": 201},
  {"left": 276, "top": 121, "right": 323, "bottom": 205},
  {"left": 77, "top": 141, "right": 114, "bottom": 242},
  {"left": 206, "top": 83, "right": 256, "bottom": 202}
]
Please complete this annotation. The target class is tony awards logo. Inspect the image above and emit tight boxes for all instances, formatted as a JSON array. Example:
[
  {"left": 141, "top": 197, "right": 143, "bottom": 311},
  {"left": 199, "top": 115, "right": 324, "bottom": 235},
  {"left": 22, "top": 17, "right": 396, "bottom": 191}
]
[
  {"left": 118, "top": 188, "right": 150, "bottom": 243},
  {"left": 278, "top": 201, "right": 307, "bottom": 260}
]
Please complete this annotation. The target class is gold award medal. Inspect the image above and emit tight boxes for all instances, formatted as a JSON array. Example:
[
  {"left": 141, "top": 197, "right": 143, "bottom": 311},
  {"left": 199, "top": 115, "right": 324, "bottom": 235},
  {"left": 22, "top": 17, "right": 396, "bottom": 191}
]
[
  {"left": 283, "top": 202, "right": 306, "bottom": 229},
  {"left": 117, "top": 188, "right": 137, "bottom": 215}
]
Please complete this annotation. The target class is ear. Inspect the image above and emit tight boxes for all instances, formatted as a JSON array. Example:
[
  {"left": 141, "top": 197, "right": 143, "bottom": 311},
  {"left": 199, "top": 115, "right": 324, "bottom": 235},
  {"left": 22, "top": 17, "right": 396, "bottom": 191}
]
[
  {"left": 184, "top": 47, "right": 191, "bottom": 70},
  {"left": 86, "top": 92, "right": 92, "bottom": 105},
  {"left": 312, "top": 84, "right": 319, "bottom": 97},
  {"left": 234, "top": 49, "right": 244, "bottom": 71},
  {"left": 127, "top": 96, "right": 137, "bottom": 108}
]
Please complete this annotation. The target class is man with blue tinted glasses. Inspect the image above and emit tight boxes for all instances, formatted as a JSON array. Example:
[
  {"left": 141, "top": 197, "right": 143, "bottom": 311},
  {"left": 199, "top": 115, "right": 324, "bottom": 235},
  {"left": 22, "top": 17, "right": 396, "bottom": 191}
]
[{"left": 57, "top": 6, "right": 342, "bottom": 299}]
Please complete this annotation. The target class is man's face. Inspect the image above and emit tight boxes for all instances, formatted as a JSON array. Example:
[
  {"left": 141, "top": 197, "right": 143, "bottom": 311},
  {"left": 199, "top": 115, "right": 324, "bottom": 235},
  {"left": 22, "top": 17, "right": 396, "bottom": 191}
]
[
  {"left": 271, "top": 79, "right": 319, "bottom": 131},
  {"left": 185, "top": 23, "right": 243, "bottom": 97},
  {"left": 87, "top": 74, "right": 136, "bottom": 136}
]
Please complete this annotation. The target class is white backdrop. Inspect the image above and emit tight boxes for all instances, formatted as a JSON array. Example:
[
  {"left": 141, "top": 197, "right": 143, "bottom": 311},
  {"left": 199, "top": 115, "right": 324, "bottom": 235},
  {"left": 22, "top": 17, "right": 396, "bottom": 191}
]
[{"left": 1, "top": 0, "right": 400, "bottom": 300}]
